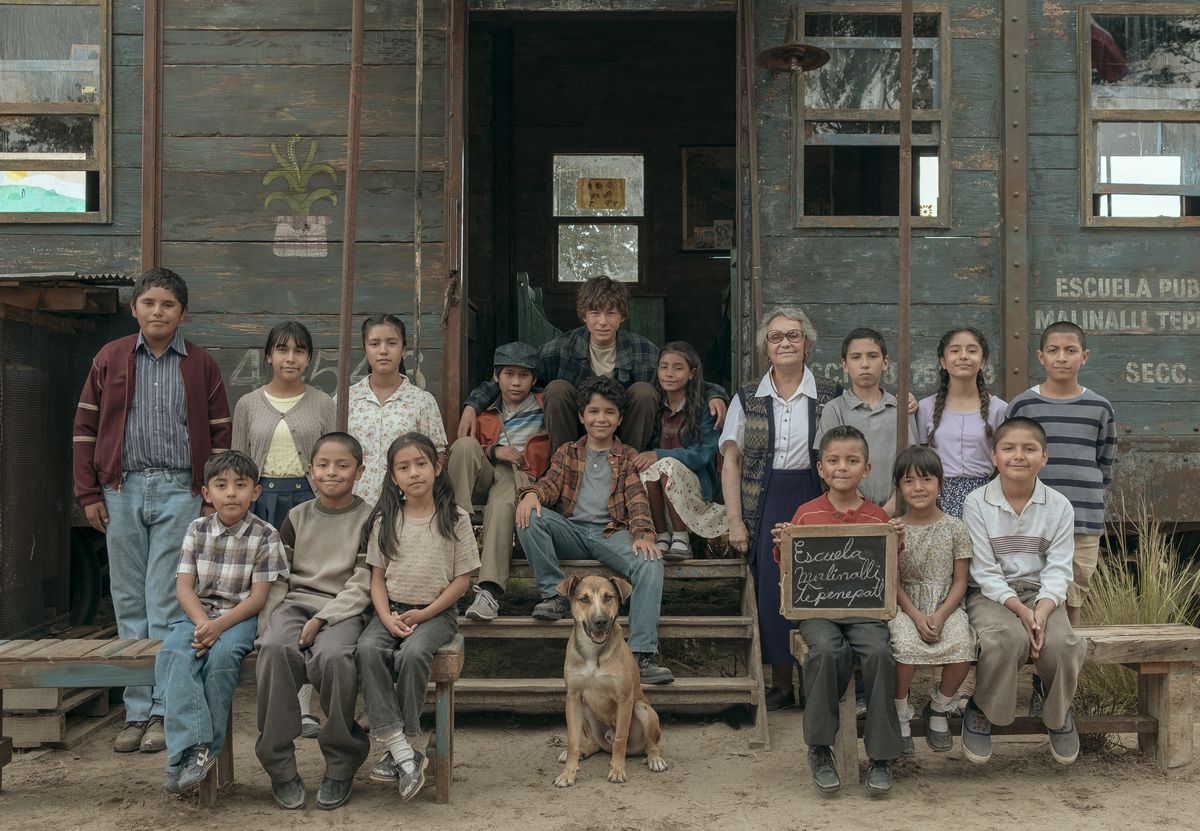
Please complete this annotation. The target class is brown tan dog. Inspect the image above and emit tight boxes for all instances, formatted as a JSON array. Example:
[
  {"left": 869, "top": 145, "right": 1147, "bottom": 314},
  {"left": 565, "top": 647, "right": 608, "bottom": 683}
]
[{"left": 554, "top": 574, "right": 669, "bottom": 787}]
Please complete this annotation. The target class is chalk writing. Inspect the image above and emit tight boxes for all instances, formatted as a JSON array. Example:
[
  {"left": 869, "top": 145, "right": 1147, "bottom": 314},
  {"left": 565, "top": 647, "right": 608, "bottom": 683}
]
[{"left": 780, "top": 525, "right": 897, "bottom": 621}]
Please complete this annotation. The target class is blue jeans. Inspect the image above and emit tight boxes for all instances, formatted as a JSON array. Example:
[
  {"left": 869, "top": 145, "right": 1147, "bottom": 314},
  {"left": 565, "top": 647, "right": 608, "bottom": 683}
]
[
  {"left": 155, "top": 616, "right": 257, "bottom": 773},
  {"left": 516, "top": 509, "right": 663, "bottom": 653},
  {"left": 103, "top": 469, "right": 201, "bottom": 721}
]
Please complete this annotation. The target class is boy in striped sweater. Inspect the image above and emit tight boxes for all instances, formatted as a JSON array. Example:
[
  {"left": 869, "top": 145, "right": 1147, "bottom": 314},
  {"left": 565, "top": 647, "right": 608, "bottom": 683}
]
[
  {"left": 1005, "top": 320, "right": 1116, "bottom": 628},
  {"left": 961, "top": 417, "right": 1086, "bottom": 766}
]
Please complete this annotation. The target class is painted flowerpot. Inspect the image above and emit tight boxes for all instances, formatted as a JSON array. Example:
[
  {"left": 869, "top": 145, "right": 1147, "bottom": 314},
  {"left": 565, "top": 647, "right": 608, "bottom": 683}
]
[{"left": 273, "top": 215, "right": 330, "bottom": 257}]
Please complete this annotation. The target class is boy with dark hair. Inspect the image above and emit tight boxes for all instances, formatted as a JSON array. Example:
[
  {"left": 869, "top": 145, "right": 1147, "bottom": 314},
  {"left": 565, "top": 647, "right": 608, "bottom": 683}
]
[
  {"left": 447, "top": 342, "right": 550, "bottom": 620},
  {"left": 515, "top": 375, "right": 672, "bottom": 684},
  {"left": 73, "top": 267, "right": 232, "bottom": 753},
  {"left": 154, "top": 450, "right": 287, "bottom": 794},
  {"left": 1006, "top": 320, "right": 1115, "bottom": 630},
  {"left": 961, "top": 416, "right": 1085, "bottom": 766},
  {"left": 457, "top": 275, "right": 728, "bottom": 452},
  {"left": 773, "top": 425, "right": 904, "bottom": 796},
  {"left": 816, "top": 328, "right": 916, "bottom": 511}
]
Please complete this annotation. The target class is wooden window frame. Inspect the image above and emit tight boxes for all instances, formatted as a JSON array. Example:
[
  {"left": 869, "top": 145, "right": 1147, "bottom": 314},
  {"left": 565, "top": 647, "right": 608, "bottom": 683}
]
[
  {"left": 549, "top": 149, "right": 646, "bottom": 285},
  {"left": 0, "top": 0, "right": 111, "bottom": 224},
  {"left": 790, "top": 3, "right": 951, "bottom": 229},
  {"left": 1080, "top": 5, "right": 1200, "bottom": 228}
]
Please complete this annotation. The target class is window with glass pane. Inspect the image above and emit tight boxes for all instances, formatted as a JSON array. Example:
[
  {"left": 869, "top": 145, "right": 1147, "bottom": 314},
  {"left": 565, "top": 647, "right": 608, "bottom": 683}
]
[
  {"left": 553, "top": 154, "right": 643, "bottom": 282},
  {"left": 793, "top": 8, "right": 948, "bottom": 226},
  {"left": 0, "top": 1, "right": 109, "bottom": 221},
  {"left": 1084, "top": 9, "right": 1200, "bottom": 224}
]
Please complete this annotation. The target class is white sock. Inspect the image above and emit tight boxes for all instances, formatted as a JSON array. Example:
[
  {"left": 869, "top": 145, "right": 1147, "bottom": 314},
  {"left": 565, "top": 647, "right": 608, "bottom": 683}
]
[
  {"left": 895, "top": 697, "right": 913, "bottom": 737},
  {"left": 384, "top": 726, "right": 415, "bottom": 767},
  {"left": 929, "top": 688, "right": 955, "bottom": 732},
  {"left": 656, "top": 532, "right": 671, "bottom": 548},
  {"left": 670, "top": 531, "right": 688, "bottom": 542},
  {"left": 297, "top": 684, "right": 314, "bottom": 717}
]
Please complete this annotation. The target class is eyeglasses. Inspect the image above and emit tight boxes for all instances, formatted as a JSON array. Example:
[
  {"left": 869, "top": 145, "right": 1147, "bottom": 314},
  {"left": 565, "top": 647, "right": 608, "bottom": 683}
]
[{"left": 766, "top": 329, "right": 805, "bottom": 344}]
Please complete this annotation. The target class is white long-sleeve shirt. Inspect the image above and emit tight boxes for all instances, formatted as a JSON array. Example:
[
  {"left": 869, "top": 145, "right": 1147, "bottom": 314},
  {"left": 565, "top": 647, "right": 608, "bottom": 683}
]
[{"left": 962, "top": 478, "right": 1076, "bottom": 607}]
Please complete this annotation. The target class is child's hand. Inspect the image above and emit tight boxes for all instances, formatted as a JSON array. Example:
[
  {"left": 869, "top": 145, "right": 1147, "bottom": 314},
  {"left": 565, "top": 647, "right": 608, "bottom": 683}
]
[
  {"left": 1010, "top": 602, "right": 1038, "bottom": 655},
  {"left": 906, "top": 392, "right": 918, "bottom": 414},
  {"left": 493, "top": 446, "right": 523, "bottom": 466},
  {"left": 384, "top": 612, "right": 415, "bottom": 639},
  {"left": 632, "top": 450, "right": 657, "bottom": 472},
  {"left": 916, "top": 614, "right": 941, "bottom": 643},
  {"left": 457, "top": 406, "right": 478, "bottom": 439},
  {"left": 632, "top": 538, "right": 662, "bottom": 561},
  {"left": 709, "top": 397, "right": 728, "bottom": 430},
  {"left": 887, "top": 517, "right": 905, "bottom": 542},
  {"left": 770, "top": 522, "right": 792, "bottom": 547},
  {"left": 516, "top": 492, "right": 542, "bottom": 529},
  {"left": 1031, "top": 600, "right": 1054, "bottom": 658},
  {"left": 397, "top": 609, "right": 427, "bottom": 628},
  {"left": 84, "top": 502, "right": 109, "bottom": 533},
  {"left": 298, "top": 617, "right": 325, "bottom": 649},
  {"left": 193, "top": 616, "right": 225, "bottom": 645},
  {"left": 727, "top": 519, "right": 750, "bottom": 554}
]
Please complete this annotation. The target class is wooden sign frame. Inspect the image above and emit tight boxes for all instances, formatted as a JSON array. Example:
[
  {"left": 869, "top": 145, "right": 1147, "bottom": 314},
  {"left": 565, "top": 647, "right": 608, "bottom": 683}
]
[{"left": 778, "top": 524, "right": 898, "bottom": 621}]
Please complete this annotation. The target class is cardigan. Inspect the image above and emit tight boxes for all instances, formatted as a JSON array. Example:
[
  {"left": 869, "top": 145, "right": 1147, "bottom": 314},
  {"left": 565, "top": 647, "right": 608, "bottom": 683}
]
[{"left": 232, "top": 385, "right": 336, "bottom": 483}]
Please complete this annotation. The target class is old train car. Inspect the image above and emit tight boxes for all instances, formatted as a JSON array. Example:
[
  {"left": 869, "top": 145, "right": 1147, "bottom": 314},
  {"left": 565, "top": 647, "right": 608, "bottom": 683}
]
[{"left": 1, "top": 0, "right": 1196, "bottom": 523}]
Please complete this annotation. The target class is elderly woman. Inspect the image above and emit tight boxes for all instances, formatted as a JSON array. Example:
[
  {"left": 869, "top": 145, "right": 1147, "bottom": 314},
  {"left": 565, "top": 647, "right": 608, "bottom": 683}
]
[{"left": 719, "top": 307, "right": 840, "bottom": 710}]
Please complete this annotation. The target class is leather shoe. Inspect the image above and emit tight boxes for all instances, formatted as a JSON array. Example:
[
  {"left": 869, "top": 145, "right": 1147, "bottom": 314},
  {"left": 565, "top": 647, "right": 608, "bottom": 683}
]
[
  {"left": 764, "top": 686, "right": 796, "bottom": 711},
  {"left": 317, "top": 775, "right": 353, "bottom": 810},
  {"left": 271, "top": 775, "right": 307, "bottom": 810},
  {"left": 866, "top": 759, "right": 893, "bottom": 795}
]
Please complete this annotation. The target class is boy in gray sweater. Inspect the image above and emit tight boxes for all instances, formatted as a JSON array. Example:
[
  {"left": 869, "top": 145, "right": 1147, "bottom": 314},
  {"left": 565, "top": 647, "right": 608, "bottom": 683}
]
[{"left": 255, "top": 432, "right": 374, "bottom": 811}]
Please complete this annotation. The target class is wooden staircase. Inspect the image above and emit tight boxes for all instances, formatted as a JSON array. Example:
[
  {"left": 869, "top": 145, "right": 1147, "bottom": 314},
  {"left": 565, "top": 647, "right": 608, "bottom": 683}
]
[{"left": 455, "top": 557, "right": 770, "bottom": 749}]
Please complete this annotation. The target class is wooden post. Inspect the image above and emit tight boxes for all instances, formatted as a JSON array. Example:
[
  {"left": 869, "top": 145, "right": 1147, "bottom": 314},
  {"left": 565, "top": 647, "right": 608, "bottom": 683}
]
[
  {"left": 896, "top": 0, "right": 913, "bottom": 448},
  {"left": 739, "top": 0, "right": 764, "bottom": 379},
  {"left": 139, "top": 0, "right": 164, "bottom": 270},
  {"left": 413, "top": 0, "right": 426, "bottom": 385},
  {"left": 1139, "top": 662, "right": 1194, "bottom": 778},
  {"left": 335, "top": 0, "right": 367, "bottom": 432}
]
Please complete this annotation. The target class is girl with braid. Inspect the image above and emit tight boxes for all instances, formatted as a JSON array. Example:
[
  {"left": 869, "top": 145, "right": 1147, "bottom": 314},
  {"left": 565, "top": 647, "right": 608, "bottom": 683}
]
[{"left": 916, "top": 328, "right": 1007, "bottom": 518}]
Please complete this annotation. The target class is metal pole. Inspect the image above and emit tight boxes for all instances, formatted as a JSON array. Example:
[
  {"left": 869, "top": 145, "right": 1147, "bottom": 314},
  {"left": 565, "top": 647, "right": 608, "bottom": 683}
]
[
  {"left": 336, "top": 0, "right": 366, "bottom": 431},
  {"left": 896, "top": 0, "right": 913, "bottom": 449},
  {"left": 413, "top": 0, "right": 425, "bottom": 386}
]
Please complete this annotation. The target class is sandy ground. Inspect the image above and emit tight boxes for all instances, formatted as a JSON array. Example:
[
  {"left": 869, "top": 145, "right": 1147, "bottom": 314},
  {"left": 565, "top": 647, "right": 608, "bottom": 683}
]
[{"left": 3, "top": 681, "right": 1198, "bottom": 831}]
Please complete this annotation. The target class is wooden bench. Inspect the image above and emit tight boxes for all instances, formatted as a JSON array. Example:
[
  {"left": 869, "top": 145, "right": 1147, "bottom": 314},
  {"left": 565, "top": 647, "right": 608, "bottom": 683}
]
[
  {"left": 0, "top": 634, "right": 465, "bottom": 805},
  {"left": 791, "top": 623, "right": 1200, "bottom": 781}
]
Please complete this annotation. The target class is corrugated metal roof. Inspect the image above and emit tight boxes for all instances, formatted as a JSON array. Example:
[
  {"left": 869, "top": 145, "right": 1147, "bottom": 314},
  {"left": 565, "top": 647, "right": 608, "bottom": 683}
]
[{"left": 0, "top": 271, "right": 134, "bottom": 286}]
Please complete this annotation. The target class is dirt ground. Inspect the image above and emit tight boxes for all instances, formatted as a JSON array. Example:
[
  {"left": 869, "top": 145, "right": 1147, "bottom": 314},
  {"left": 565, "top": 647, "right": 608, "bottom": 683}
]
[{"left": 3, "top": 675, "right": 1198, "bottom": 831}]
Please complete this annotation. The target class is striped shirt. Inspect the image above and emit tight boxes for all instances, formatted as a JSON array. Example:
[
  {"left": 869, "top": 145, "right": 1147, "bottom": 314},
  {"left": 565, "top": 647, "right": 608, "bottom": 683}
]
[
  {"left": 963, "top": 478, "right": 1075, "bottom": 607},
  {"left": 495, "top": 394, "right": 545, "bottom": 455},
  {"left": 178, "top": 512, "right": 288, "bottom": 615},
  {"left": 1005, "top": 387, "right": 1116, "bottom": 535},
  {"left": 122, "top": 330, "right": 191, "bottom": 471}
]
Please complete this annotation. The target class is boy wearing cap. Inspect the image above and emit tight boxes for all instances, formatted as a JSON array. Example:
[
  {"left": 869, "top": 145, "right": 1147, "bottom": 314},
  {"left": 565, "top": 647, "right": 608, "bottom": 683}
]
[{"left": 447, "top": 342, "right": 550, "bottom": 620}]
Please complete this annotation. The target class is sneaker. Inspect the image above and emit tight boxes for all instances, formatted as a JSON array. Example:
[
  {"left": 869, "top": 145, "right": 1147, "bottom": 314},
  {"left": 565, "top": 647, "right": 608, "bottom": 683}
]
[
  {"left": 808, "top": 745, "right": 840, "bottom": 793},
  {"left": 300, "top": 713, "right": 321, "bottom": 739},
  {"left": 764, "top": 687, "right": 796, "bottom": 711},
  {"left": 176, "top": 744, "right": 218, "bottom": 791},
  {"left": 271, "top": 775, "right": 308, "bottom": 810},
  {"left": 636, "top": 653, "right": 675, "bottom": 685},
  {"left": 855, "top": 693, "right": 867, "bottom": 718},
  {"left": 317, "top": 775, "right": 353, "bottom": 810},
  {"left": 665, "top": 537, "right": 691, "bottom": 561},
  {"left": 1029, "top": 674, "right": 1046, "bottom": 718},
  {"left": 923, "top": 701, "right": 953, "bottom": 752},
  {"left": 369, "top": 750, "right": 399, "bottom": 783},
  {"left": 140, "top": 716, "right": 166, "bottom": 753},
  {"left": 1048, "top": 711, "right": 1080, "bottom": 765},
  {"left": 465, "top": 585, "right": 500, "bottom": 621},
  {"left": 162, "top": 770, "right": 182, "bottom": 796},
  {"left": 900, "top": 735, "right": 915, "bottom": 757},
  {"left": 960, "top": 698, "right": 993, "bottom": 764},
  {"left": 113, "top": 721, "right": 147, "bottom": 753},
  {"left": 532, "top": 594, "right": 571, "bottom": 621},
  {"left": 865, "top": 759, "right": 893, "bottom": 795},
  {"left": 397, "top": 751, "right": 428, "bottom": 801}
]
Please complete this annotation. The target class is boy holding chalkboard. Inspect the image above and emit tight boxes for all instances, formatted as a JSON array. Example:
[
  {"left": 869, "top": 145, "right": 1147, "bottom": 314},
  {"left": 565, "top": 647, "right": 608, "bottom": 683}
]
[{"left": 772, "top": 425, "right": 903, "bottom": 796}]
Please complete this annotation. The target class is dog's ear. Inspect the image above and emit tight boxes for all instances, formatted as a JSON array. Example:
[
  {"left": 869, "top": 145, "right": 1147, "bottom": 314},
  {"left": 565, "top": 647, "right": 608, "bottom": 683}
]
[
  {"left": 609, "top": 577, "right": 633, "bottom": 604},
  {"left": 556, "top": 575, "right": 581, "bottom": 599}
]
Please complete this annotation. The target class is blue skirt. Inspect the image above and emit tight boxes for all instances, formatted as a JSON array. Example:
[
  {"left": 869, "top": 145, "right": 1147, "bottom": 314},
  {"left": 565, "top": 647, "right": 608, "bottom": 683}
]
[
  {"left": 938, "top": 475, "right": 989, "bottom": 519},
  {"left": 251, "top": 476, "right": 315, "bottom": 529},
  {"left": 750, "top": 468, "right": 821, "bottom": 665}
]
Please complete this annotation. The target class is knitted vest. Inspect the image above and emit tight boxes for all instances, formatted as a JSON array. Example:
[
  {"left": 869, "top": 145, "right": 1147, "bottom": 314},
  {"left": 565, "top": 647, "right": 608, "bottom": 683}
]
[{"left": 737, "top": 374, "right": 840, "bottom": 536}]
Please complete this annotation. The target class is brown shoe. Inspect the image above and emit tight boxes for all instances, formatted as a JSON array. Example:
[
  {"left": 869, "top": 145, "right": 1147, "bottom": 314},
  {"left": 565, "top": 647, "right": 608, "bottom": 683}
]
[
  {"left": 113, "top": 721, "right": 147, "bottom": 753},
  {"left": 140, "top": 716, "right": 166, "bottom": 753}
]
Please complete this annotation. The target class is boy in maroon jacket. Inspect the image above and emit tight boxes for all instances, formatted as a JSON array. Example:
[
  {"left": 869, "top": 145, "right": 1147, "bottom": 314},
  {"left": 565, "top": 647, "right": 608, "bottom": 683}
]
[{"left": 73, "top": 268, "right": 232, "bottom": 754}]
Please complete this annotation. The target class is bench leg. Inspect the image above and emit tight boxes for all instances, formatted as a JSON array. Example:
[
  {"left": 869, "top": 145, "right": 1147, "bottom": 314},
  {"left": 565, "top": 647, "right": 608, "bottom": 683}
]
[
  {"left": 435, "top": 680, "right": 454, "bottom": 804},
  {"left": 1, "top": 690, "right": 10, "bottom": 792},
  {"left": 833, "top": 672, "right": 860, "bottom": 785},
  {"left": 1139, "top": 662, "right": 1194, "bottom": 778},
  {"left": 198, "top": 699, "right": 236, "bottom": 806}
]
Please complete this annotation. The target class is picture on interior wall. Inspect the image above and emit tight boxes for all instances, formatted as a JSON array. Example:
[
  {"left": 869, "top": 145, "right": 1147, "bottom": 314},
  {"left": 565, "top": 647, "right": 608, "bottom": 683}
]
[{"left": 681, "top": 146, "right": 735, "bottom": 250}]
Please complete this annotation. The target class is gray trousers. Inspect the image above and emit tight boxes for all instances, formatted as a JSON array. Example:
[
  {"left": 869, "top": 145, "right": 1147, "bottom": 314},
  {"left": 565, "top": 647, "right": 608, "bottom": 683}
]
[
  {"left": 254, "top": 603, "right": 371, "bottom": 783},
  {"left": 797, "top": 618, "right": 903, "bottom": 762},
  {"left": 356, "top": 604, "right": 458, "bottom": 738},
  {"left": 967, "top": 586, "right": 1085, "bottom": 729}
]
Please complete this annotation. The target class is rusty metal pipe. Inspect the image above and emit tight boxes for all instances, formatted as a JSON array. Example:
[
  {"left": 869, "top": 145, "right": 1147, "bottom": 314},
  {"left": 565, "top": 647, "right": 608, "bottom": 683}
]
[{"left": 336, "top": 0, "right": 366, "bottom": 431}]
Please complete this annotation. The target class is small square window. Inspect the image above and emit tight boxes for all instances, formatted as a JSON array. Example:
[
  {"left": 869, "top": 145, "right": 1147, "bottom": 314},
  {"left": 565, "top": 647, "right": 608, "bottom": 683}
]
[
  {"left": 557, "top": 223, "right": 639, "bottom": 283},
  {"left": 553, "top": 153, "right": 643, "bottom": 282}
]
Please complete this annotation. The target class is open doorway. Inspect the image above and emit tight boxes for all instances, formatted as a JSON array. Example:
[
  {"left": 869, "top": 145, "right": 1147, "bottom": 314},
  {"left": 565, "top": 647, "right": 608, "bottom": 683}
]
[{"left": 464, "top": 13, "right": 738, "bottom": 391}]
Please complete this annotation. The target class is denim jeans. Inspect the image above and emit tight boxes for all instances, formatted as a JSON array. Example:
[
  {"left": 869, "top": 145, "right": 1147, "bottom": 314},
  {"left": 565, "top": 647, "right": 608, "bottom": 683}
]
[
  {"left": 516, "top": 509, "right": 663, "bottom": 654},
  {"left": 103, "top": 469, "right": 201, "bottom": 721},
  {"left": 155, "top": 615, "right": 257, "bottom": 773}
]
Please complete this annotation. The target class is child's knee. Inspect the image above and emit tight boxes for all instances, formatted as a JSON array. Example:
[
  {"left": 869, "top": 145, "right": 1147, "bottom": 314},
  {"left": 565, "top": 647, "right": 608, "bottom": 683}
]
[{"left": 449, "top": 435, "right": 482, "bottom": 458}]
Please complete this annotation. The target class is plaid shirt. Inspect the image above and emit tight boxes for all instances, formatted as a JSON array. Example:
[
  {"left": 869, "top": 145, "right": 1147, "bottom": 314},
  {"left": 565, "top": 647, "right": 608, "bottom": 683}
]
[
  {"left": 177, "top": 512, "right": 288, "bottom": 614},
  {"left": 465, "top": 326, "right": 729, "bottom": 412},
  {"left": 521, "top": 436, "right": 655, "bottom": 544}
]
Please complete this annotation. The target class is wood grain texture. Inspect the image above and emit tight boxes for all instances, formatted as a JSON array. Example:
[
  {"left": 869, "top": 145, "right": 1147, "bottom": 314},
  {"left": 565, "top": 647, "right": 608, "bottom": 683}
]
[
  {"left": 163, "top": 1, "right": 448, "bottom": 32},
  {"left": 162, "top": 29, "right": 445, "bottom": 66},
  {"left": 157, "top": 136, "right": 445, "bottom": 173}
]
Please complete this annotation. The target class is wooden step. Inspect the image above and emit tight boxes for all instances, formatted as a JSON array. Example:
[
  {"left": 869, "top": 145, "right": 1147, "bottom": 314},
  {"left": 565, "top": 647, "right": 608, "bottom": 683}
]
[
  {"left": 458, "top": 615, "right": 753, "bottom": 639},
  {"left": 7, "top": 687, "right": 114, "bottom": 748},
  {"left": 507, "top": 558, "right": 745, "bottom": 580},
  {"left": 453, "top": 676, "right": 758, "bottom": 710}
]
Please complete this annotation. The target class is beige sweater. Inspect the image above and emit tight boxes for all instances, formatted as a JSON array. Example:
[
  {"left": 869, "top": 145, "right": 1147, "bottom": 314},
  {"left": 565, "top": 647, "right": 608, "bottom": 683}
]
[
  {"left": 232, "top": 385, "right": 335, "bottom": 482},
  {"left": 259, "top": 496, "right": 373, "bottom": 629}
]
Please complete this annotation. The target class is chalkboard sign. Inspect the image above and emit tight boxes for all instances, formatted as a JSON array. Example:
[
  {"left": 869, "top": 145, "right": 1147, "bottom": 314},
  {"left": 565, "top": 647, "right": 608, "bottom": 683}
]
[{"left": 778, "top": 525, "right": 898, "bottom": 621}]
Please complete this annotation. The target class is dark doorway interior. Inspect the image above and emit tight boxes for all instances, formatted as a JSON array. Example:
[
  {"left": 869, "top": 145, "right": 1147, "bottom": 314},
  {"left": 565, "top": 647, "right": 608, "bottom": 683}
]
[{"left": 466, "top": 15, "right": 737, "bottom": 389}]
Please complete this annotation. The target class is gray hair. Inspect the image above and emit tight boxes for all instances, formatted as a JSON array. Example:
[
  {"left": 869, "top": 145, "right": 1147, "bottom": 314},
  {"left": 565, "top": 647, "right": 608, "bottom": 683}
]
[{"left": 757, "top": 306, "right": 817, "bottom": 360}]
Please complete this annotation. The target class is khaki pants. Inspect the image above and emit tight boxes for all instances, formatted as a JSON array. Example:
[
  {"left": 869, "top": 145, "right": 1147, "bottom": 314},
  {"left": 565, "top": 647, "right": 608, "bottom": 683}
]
[
  {"left": 967, "top": 586, "right": 1086, "bottom": 730},
  {"left": 543, "top": 379, "right": 658, "bottom": 452},
  {"left": 1067, "top": 533, "right": 1101, "bottom": 609},
  {"left": 447, "top": 436, "right": 531, "bottom": 592}
]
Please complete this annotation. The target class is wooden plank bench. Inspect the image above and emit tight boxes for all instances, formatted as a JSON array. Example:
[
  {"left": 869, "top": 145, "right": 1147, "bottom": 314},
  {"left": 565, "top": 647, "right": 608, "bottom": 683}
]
[
  {"left": 0, "top": 633, "right": 465, "bottom": 805},
  {"left": 791, "top": 623, "right": 1200, "bottom": 781}
]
